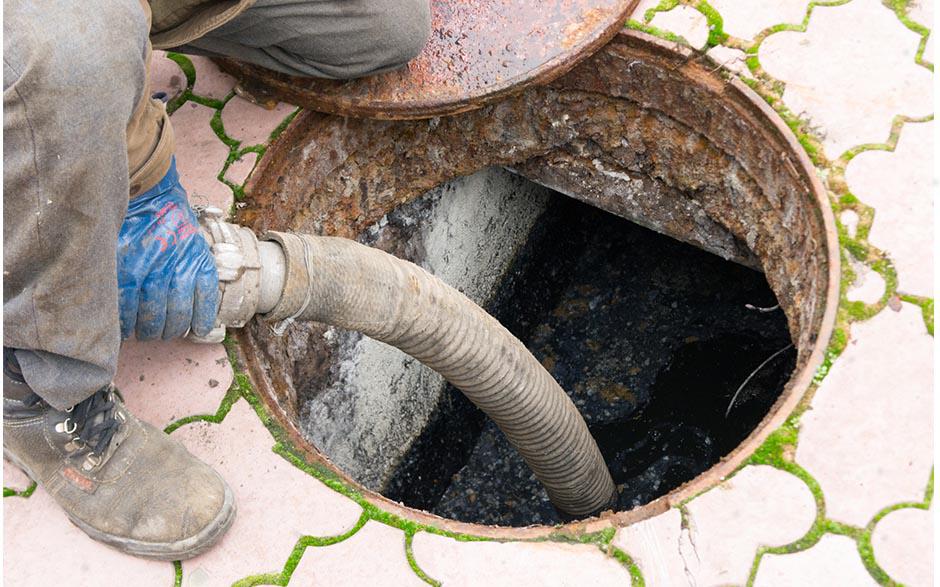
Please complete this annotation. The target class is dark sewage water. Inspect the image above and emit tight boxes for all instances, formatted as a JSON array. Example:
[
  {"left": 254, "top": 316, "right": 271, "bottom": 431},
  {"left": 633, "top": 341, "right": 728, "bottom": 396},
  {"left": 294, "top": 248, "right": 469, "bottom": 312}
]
[{"left": 383, "top": 193, "right": 795, "bottom": 526}]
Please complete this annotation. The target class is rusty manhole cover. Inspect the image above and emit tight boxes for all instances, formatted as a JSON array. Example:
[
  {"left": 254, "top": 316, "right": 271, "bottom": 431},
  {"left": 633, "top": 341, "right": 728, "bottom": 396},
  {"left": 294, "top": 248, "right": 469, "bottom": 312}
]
[
  {"left": 233, "top": 31, "right": 840, "bottom": 539},
  {"left": 216, "top": 0, "right": 639, "bottom": 119}
]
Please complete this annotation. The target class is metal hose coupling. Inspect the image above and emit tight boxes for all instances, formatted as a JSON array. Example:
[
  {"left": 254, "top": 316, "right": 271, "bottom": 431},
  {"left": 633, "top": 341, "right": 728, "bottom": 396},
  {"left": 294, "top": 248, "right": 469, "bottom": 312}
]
[{"left": 189, "top": 206, "right": 618, "bottom": 518}]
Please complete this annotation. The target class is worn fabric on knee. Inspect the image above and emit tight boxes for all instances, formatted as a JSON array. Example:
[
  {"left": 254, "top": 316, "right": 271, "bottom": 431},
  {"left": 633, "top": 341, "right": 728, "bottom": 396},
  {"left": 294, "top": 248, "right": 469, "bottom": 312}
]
[{"left": 172, "top": 0, "right": 431, "bottom": 78}]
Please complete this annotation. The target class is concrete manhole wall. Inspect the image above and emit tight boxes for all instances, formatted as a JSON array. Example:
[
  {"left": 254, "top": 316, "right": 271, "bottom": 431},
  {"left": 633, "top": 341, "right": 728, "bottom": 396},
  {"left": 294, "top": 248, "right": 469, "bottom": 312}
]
[{"left": 236, "top": 31, "right": 839, "bottom": 538}]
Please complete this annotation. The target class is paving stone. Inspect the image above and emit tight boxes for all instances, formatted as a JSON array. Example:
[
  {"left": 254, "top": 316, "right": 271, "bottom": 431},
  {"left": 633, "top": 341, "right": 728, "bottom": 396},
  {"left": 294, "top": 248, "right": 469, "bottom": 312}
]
[
  {"left": 797, "top": 303, "right": 933, "bottom": 526},
  {"left": 220, "top": 97, "right": 295, "bottom": 146},
  {"left": 150, "top": 50, "right": 186, "bottom": 102},
  {"left": 846, "top": 259, "right": 886, "bottom": 304},
  {"left": 171, "top": 101, "right": 233, "bottom": 211},
  {"left": 680, "top": 465, "right": 817, "bottom": 585},
  {"left": 174, "top": 400, "right": 363, "bottom": 586},
  {"left": 759, "top": 0, "right": 933, "bottom": 157},
  {"left": 115, "top": 339, "right": 233, "bottom": 430},
  {"left": 190, "top": 54, "right": 236, "bottom": 100},
  {"left": 413, "top": 531, "right": 633, "bottom": 586},
  {"left": 709, "top": 0, "right": 810, "bottom": 40},
  {"left": 840, "top": 209, "right": 860, "bottom": 238},
  {"left": 706, "top": 45, "right": 754, "bottom": 78},
  {"left": 755, "top": 534, "right": 877, "bottom": 586},
  {"left": 224, "top": 151, "right": 259, "bottom": 186},
  {"left": 613, "top": 508, "right": 691, "bottom": 586},
  {"left": 871, "top": 507, "right": 933, "bottom": 586},
  {"left": 845, "top": 121, "right": 934, "bottom": 297},
  {"left": 3, "top": 459, "right": 31, "bottom": 493},
  {"left": 289, "top": 521, "right": 423, "bottom": 586},
  {"left": 3, "top": 486, "right": 174, "bottom": 585},
  {"left": 649, "top": 5, "right": 710, "bottom": 49}
]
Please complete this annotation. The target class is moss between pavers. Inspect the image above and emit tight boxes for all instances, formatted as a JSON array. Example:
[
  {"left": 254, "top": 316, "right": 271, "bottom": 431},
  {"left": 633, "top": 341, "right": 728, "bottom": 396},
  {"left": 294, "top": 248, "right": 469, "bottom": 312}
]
[
  {"left": 2, "top": 481, "right": 37, "bottom": 499},
  {"left": 856, "top": 470, "right": 933, "bottom": 585},
  {"left": 881, "top": 0, "right": 934, "bottom": 70}
]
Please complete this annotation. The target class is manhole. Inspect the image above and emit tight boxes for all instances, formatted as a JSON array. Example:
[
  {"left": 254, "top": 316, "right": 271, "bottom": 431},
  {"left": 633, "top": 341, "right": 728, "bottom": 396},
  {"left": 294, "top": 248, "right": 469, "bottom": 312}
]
[{"left": 234, "top": 31, "right": 838, "bottom": 537}]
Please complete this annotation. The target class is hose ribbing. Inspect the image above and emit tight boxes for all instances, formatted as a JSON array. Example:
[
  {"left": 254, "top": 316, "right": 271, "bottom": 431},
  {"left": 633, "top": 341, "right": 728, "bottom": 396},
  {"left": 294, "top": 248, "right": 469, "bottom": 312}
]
[{"left": 262, "top": 231, "right": 617, "bottom": 516}]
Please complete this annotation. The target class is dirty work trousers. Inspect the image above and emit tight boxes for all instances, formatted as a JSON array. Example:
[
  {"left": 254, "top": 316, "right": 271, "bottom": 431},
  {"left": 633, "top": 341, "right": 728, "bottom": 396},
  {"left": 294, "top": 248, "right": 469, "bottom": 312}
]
[{"left": 3, "top": 0, "right": 430, "bottom": 410}]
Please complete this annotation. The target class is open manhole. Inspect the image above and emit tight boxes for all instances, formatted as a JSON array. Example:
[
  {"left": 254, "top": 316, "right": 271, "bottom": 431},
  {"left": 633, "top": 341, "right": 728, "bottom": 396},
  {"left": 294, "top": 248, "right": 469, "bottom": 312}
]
[{"left": 234, "top": 31, "right": 838, "bottom": 536}]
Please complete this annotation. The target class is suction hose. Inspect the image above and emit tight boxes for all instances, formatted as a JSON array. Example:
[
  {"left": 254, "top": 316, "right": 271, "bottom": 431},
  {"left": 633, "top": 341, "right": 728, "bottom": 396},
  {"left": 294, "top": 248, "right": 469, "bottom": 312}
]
[{"left": 192, "top": 207, "right": 617, "bottom": 517}]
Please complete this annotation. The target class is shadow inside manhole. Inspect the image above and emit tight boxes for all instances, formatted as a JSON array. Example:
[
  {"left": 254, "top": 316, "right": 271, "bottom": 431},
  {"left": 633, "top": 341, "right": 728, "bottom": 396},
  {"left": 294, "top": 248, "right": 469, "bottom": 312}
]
[{"left": 333, "top": 180, "right": 795, "bottom": 526}]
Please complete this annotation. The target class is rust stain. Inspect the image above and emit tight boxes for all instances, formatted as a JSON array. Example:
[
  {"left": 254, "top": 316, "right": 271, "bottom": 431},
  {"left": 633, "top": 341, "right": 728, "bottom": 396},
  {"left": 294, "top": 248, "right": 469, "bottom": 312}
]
[{"left": 214, "top": 0, "right": 639, "bottom": 119}]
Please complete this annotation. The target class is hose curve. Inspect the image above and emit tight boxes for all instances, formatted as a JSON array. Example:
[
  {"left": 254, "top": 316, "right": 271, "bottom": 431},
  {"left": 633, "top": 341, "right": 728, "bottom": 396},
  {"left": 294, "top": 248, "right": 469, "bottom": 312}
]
[{"left": 262, "top": 231, "right": 617, "bottom": 517}]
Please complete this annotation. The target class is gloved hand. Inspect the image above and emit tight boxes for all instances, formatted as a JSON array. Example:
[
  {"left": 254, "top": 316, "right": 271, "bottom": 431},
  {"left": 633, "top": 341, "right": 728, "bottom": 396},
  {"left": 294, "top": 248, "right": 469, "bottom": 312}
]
[{"left": 117, "top": 158, "right": 219, "bottom": 340}]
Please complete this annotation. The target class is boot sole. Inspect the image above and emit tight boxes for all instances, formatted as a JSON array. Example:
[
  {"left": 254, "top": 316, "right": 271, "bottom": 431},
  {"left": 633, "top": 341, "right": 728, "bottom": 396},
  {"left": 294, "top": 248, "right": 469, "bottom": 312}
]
[{"left": 4, "top": 447, "right": 237, "bottom": 561}]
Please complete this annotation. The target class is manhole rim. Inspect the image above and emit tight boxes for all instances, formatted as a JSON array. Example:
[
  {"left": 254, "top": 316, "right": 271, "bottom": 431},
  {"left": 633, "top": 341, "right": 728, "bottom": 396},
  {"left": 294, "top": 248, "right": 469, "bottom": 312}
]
[{"left": 237, "top": 30, "right": 841, "bottom": 540}]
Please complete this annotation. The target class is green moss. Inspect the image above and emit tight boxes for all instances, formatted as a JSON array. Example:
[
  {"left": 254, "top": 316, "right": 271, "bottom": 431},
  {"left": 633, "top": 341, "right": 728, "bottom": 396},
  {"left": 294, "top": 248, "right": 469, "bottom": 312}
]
[
  {"left": 881, "top": 0, "right": 934, "bottom": 70},
  {"left": 405, "top": 531, "right": 442, "bottom": 586},
  {"left": 625, "top": 20, "right": 690, "bottom": 45},
  {"left": 173, "top": 561, "right": 182, "bottom": 587},
  {"left": 899, "top": 294, "right": 934, "bottom": 335},
  {"left": 609, "top": 546, "right": 647, "bottom": 587},
  {"left": 693, "top": 0, "right": 728, "bottom": 47},
  {"left": 2, "top": 481, "right": 37, "bottom": 499}
]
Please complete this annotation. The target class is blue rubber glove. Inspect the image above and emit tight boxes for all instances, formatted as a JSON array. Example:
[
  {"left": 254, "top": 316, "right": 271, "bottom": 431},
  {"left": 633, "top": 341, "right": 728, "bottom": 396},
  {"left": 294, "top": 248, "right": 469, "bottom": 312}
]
[{"left": 117, "top": 158, "right": 219, "bottom": 340}]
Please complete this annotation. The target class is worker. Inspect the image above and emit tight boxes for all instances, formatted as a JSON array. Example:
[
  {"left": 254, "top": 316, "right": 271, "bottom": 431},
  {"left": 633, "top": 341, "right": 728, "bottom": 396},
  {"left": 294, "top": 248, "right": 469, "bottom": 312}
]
[{"left": 3, "top": 0, "right": 431, "bottom": 560}]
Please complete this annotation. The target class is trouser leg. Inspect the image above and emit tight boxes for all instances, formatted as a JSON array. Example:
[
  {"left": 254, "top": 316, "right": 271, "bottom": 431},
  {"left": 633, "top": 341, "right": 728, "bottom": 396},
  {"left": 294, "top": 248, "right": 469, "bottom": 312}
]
[
  {"left": 171, "top": 0, "right": 431, "bottom": 79},
  {"left": 2, "top": 0, "right": 165, "bottom": 410}
]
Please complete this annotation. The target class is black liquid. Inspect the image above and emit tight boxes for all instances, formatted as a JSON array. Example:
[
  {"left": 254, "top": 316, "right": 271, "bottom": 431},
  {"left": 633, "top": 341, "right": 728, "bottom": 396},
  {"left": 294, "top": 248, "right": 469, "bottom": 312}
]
[{"left": 384, "top": 194, "right": 794, "bottom": 526}]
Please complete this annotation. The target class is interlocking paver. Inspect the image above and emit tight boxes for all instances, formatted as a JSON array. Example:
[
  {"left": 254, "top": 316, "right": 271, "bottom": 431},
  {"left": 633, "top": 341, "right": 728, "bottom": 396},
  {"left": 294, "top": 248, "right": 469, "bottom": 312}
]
[
  {"left": 709, "top": 0, "right": 810, "bottom": 41},
  {"left": 289, "top": 521, "right": 423, "bottom": 586},
  {"left": 754, "top": 534, "right": 878, "bottom": 586},
  {"left": 649, "top": 5, "right": 710, "bottom": 49},
  {"left": 797, "top": 303, "right": 933, "bottom": 526},
  {"left": 173, "top": 400, "right": 363, "bottom": 586},
  {"left": 115, "top": 339, "right": 232, "bottom": 430},
  {"left": 681, "top": 465, "right": 817, "bottom": 585},
  {"left": 224, "top": 151, "right": 259, "bottom": 186},
  {"left": 613, "top": 508, "right": 690, "bottom": 586},
  {"left": 220, "top": 98, "right": 295, "bottom": 146},
  {"left": 171, "top": 101, "right": 233, "bottom": 210},
  {"left": 846, "top": 259, "right": 886, "bottom": 304},
  {"left": 871, "top": 507, "right": 933, "bottom": 586},
  {"left": 760, "top": 0, "right": 933, "bottom": 157},
  {"left": 706, "top": 45, "right": 754, "bottom": 78},
  {"left": 150, "top": 51, "right": 186, "bottom": 102},
  {"left": 189, "top": 55, "right": 237, "bottom": 100},
  {"left": 3, "top": 487, "right": 174, "bottom": 585},
  {"left": 845, "top": 120, "right": 934, "bottom": 297},
  {"left": 413, "top": 532, "right": 633, "bottom": 586}
]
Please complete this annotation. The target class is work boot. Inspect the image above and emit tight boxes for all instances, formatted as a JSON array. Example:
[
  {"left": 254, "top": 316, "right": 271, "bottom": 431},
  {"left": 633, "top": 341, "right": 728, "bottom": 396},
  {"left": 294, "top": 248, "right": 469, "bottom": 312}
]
[{"left": 2, "top": 350, "right": 236, "bottom": 560}]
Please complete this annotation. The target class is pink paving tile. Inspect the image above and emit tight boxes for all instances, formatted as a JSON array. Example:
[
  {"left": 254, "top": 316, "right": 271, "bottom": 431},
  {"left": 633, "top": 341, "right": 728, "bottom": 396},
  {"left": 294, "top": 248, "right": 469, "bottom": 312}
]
[
  {"left": 872, "top": 507, "right": 933, "bottom": 586},
  {"left": 150, "top": 50, "right": 186, "bottom": 102},
  {"left": 755, "top": 534, "right": 878, "bottom": 586},
  {"left": 170, "top": 101, "right": 234, "bottom": 211},
  {"left": 220, "top": 97, "right": 295, "bottom": 146},
  {"left": 3, "top": 458, "right": 31, "bottom": 492},
  {"left": 224, "top": 151, "right": 259, "bottom": 186},
  {"left": 290, "top": 521, "right": 424, "bottom": 586},
  {"left": 172, "top": 400, "right": 363, "bottom": 586},
  {"left": 3, "top": 487, "right": 174, "bottom": 585},
  {"left": 115, "top": 339, "right": 233, "bottom": 430},
  {"left": 413, "top": 532, "right": 633, "bottom": 586},
  {"left": 190, "top": 55, "right": 237, "bottom": 101}
]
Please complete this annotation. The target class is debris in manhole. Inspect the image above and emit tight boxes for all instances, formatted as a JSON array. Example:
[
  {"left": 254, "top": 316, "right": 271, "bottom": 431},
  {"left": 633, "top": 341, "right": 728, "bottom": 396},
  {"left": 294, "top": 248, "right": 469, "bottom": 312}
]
[{"left": 362, "top": 189, "right": 796, "bottom": 526}]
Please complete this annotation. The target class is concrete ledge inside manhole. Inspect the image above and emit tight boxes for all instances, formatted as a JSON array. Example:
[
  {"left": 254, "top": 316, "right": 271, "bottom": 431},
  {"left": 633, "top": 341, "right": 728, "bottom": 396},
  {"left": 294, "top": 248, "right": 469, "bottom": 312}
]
[{"left": 234, "top": 31, "right": 839, "bottom": 538}]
